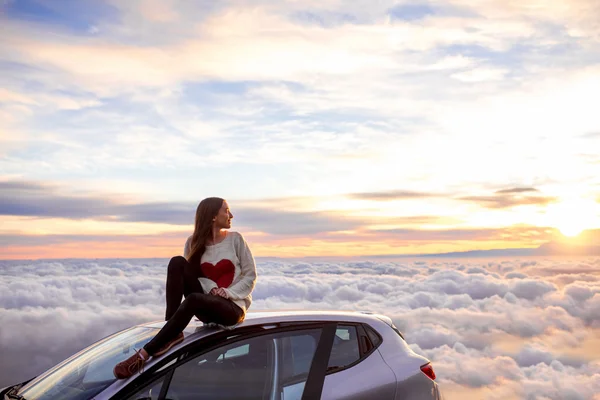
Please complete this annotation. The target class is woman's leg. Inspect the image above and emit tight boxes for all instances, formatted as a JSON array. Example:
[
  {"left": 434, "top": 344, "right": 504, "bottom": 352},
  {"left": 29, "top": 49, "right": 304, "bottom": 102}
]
[
  {"left": 114, "top": 293, "right": 244, "bottom": 379},
  {"left": 182, "top": 257, "right": 204, "bottom": 295},
  {"left": 165, "top": 256, "right": 204, "bottom": 320},
  {"left": 144, "top": 293, "right": 244, "bottom": 356},
  {"left": 194, "top": 297, "right": 245, "bottom": 327}
]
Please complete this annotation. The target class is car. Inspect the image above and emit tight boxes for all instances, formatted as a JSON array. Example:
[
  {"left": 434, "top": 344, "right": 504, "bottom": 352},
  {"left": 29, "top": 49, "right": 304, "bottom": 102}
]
[{"left": 2, "top": 310, "right": 444, "bottom": 400}]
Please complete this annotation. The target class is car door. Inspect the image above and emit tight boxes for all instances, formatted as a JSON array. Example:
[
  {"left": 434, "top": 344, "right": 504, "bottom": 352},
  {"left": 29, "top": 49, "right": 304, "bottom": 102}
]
[
  {"left": 320, "top": 324, "right": 397, "bottom": 400},
  {"left": 119, "top": 323, "right": 338, "bottom": 400}
]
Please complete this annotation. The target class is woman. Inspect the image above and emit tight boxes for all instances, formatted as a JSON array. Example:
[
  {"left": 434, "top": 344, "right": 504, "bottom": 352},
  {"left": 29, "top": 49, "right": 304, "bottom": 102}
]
[{"left": 113, "top": 197, "right": 258, "bottom": 379}]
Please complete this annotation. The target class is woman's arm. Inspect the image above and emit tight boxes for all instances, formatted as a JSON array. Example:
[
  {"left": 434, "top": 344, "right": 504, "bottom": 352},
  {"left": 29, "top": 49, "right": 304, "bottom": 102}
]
[
  {"left": 183, "top": 235, "right": 192, "bottom": 259},
  {"left": 223, "top": 232, "right": 257, "bottom": 300}
]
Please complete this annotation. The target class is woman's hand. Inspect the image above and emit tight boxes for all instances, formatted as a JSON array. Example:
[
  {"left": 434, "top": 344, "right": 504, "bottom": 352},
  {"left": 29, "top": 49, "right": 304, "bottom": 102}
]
[
  {"left": 215, "top": 287, "right": 229, "bottom": 298},
  {"left": 210, "top": 287, "right": 229, "bottom": 299}
]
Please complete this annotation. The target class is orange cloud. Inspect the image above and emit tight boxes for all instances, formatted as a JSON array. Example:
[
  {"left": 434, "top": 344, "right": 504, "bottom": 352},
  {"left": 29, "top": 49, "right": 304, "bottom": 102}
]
[
  {"left": 0, "top": 233, "right": 187, "bottom": 260},
  {"left": 0, "top": 225, "right": 559, "bottom": 260}
]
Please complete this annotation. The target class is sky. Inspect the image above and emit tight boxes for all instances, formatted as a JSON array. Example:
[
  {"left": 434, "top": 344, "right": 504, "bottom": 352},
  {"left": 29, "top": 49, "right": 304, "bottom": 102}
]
[
  {"left": 1, "top": 0, "right": 600, "bottom": 259},
  {"left": 1, "top": 257, "right": 600, "bottom": 399}
]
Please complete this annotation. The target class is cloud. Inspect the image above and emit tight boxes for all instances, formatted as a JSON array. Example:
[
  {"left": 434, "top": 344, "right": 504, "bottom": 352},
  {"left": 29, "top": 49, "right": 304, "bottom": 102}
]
[
  {"left": 513, "top": 344, "right": 576, "bottom": 368},
  {"left": 1, "top": 0, "right": 599, "bottom": 261},
  {"left": 0, "top": 180, "right": 194, "bottom": 223},
  {"left": 565, "top": 283, "right": 598, "bottom": 302},
  {"left": 372, "top": 228, "right": 501, "bottom": 241},
  {"left": 410, "top": 325, "right": 460, "bottom": 349},
  {"left": 0, "top": 180, "right": 365, "bottom": 235},
  {"left": 3, "top": 256, "right": 600, "bottom": 399},
  {"left": 508, "top": 279, "right": 557, "bottom": 300},
  {"left": 369, "top": 225, "right": 554, "bottom": 244},
  {"left": 495, "top": 188, "right": 539, "bottom": 194},
  {"left": 581, "top": 131, "right": 600, "bottom": 139},
  {"left": 231, "top": 207, "right": 364, "bottom": 235},
  {"left": 385, "top": 215, "right": 463, "bottom": 225},
  {"left": 348, "top": 187, "right": 558, "bottom": 211},
  {"left": 1, "top": 0, "right": 599, "bottom": 214},
  {"left": 505, "top": 272, "right": 528, "bottom": 279},
  {"left": 458, "top": 190, "right": 558, "bottom": 209},
  {"left": 2, "top": 180, "right": 562, "bottom": 258},
  {"left": 348, "top": 190, "right": 442, "bottom": 201},
  {"left": 0, "top": 259, "right": 167, "bottom": 384},
  {"left": 1, "top": 0, "right": 546, "bottom": 94},
  {"left": 582, "top": 294, "right": 600, "bottom": 326},
  {"left": 0, "top": 232, "right": 190, "bottom": 248}
]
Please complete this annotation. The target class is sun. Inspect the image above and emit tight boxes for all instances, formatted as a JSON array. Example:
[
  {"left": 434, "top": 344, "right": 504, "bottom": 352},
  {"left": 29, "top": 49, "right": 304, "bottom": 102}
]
[
  {"left": 559, "top": 220, "right": 587, "bottom": 237},
  {"left": 546, "top": 198, "right": 600, "bottom": 237}
]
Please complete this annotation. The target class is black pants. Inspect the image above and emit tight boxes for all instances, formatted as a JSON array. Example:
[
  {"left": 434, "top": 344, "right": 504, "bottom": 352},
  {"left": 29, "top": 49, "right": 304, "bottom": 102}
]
[{"left": 144, "top": 256, "right": 245, "bottom": 356}]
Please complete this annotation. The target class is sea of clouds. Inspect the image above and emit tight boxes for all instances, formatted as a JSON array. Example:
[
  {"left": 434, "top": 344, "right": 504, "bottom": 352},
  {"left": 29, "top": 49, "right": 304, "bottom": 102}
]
[{"left": 1, "top": 257, "right": 600, "bottom": 399}]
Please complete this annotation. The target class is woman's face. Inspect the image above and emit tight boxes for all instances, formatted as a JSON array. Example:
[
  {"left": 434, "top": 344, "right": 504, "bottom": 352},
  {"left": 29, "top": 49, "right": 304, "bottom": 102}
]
[{"left": 213, "top": 200, "right": 233, "bottom": 229}]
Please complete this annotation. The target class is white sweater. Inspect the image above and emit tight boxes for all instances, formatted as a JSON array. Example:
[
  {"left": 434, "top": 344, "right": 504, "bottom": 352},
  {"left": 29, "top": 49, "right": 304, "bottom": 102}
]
[{"left": 183, "top": 231, "right": 257, "bottom": 312}]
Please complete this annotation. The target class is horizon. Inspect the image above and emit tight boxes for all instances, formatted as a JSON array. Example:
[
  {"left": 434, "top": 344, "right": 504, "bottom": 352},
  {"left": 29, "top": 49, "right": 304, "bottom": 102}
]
[
  {"left": 2, "top": 232, "right": 600, "bottom": 261},
  {"left": 1, "top": 0, "right": 600, "bottom": 260}
]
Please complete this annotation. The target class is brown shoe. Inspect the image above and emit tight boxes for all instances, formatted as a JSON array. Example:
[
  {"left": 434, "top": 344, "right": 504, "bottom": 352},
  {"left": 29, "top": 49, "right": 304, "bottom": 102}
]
[
  {"left": 113, "top": 350, "right": 147, "bottom": 379},
  {"left": 153, "top": 332, "right": 184, "bottom": 357}
]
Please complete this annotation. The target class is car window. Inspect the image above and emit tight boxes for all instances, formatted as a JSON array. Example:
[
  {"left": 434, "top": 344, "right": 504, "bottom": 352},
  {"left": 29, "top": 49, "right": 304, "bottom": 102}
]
[
  {"left": 327, "top": 325, "right": 360, "bottom": 372},
  {"left": 282, "top": 332, "right": 318, "bottom": 379},
  {"left": 126, "top": 375, "right": 167, "bottom": 400},
  {"left": 17, "top": 327, "right": 158, "bottom": 400},
  {"left": 161, "top": 328, "right": 322, "bottom": 400},
  {"left": 165, "top": 335, "right": 273, "bottom": 400},
  {"left": 278, "top": 329, "right": 321, "bottom": 400},
  {"left": 221, "top": 343, "right": 249, "bottom": 359},
  {"left": 365, "top": 324, "right": 382, "bottom": 348}
]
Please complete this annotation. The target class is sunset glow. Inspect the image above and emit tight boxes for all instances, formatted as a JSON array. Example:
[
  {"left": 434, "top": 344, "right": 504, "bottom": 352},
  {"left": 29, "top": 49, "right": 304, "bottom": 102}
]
[
  {"left": 0, "top": 0, "right": 599, "bottom": 259},
  {"left": 546, "top": 198, "right": 600, "bottom": 238}
]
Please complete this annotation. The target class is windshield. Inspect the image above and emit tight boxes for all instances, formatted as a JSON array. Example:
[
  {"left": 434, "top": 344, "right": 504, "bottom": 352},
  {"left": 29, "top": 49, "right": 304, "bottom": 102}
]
[{"left": 17, "top": 326, "right": 158, "bottom": 400}]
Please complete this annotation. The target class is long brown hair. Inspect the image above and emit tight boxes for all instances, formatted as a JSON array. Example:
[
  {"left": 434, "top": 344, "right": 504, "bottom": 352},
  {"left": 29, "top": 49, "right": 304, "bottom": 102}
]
[{"left": 186, "top": 197, "right": 225, "bottom": 265}]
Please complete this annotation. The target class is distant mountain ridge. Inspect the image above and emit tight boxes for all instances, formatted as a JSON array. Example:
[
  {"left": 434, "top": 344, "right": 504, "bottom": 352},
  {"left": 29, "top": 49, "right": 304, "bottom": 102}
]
[
  {"left": 362, "top": 229, "right": 600, "bottom": 258},
  {"left": 407, "top": 244, "right": 600, "bottom": 258}
]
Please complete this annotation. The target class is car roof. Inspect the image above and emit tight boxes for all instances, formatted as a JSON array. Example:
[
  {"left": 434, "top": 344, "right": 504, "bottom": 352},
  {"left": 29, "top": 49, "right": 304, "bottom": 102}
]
[{"left": 138, "top": 309, "right": 393, "bottom": 333}]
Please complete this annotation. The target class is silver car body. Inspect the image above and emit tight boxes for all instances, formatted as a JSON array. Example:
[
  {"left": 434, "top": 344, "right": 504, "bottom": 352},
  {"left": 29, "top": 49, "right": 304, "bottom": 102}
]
[{"left": 6, "top": 310, "right": 443, "bottom": 400}]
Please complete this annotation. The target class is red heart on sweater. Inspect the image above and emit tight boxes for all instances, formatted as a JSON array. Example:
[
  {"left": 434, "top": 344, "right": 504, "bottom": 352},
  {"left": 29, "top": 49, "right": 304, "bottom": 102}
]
[{"left": 200, "top": 259, "right": 235, "bottom": 288}]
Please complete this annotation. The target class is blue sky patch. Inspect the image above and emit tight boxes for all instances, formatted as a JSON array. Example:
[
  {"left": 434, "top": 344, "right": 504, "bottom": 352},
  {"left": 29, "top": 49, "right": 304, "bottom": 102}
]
[
  {"left": 290, "top": 10, "right": 360, "bottom": 27},
  {"left": 388, "top": 4, "right": 436, "bottom": 21},
  {"left": 183, "top": 80, "right": 256, "bottom": 97},
  {"left": 181, "top": 80, "right": 307, "bottom": 114},
  {"left": 3, "top": 0, "right": 119, "bottom": 33},
  {"left": 388, "top": 3, "right": 480, "bottom": 21}
]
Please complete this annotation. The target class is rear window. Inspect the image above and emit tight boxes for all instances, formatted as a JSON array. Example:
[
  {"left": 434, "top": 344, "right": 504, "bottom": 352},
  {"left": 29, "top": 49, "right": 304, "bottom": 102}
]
[
  {"left": 365, "top": 324, "right": 382, "bottom": 347},
  {"left": 327, "top": 325, "right": 360, "bottom": 371}
]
